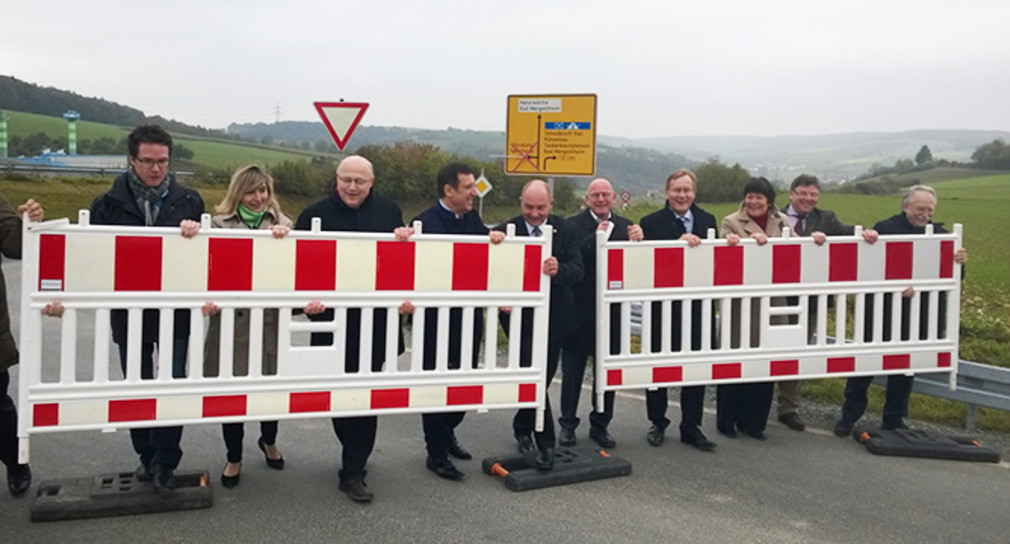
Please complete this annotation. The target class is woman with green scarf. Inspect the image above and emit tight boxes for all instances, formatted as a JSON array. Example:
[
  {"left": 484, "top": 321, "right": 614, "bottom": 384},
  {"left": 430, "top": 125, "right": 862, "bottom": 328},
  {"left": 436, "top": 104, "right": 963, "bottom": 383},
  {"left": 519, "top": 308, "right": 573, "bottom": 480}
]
[{"left": 201, "top": 164, "right": 292, "bottom": 488}]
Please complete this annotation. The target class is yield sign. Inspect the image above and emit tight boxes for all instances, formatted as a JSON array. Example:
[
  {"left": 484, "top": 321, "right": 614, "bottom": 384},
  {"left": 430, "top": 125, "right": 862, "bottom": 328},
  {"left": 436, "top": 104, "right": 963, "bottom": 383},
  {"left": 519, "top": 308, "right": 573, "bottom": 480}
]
[{"left": 314, "top": 101, "right": 369, "bottom": 150}]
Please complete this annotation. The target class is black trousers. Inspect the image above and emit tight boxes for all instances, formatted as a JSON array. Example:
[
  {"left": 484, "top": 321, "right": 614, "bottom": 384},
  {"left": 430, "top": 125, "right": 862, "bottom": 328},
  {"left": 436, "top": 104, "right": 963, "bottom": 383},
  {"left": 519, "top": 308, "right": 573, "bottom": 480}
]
[
  {"left": 222, "top": 421, "right": 279, "bottom": 463},
  {"left": 716, "top": 382, "right": 774, "bottom": 434},
  {"left": 0, "top": 369, "right": 21, "bottom": 469},
  {"left": 840, "top": 375, "right": 914, "bottom": 426},
  {"left": 333, "top": 415, "right": 377, "bottom": 483},
  {"left": 513, "top": 340, "right": 561, "bottom": 450},
  {"left": 646, "top": 385, "right": 707, "bottom": 436},
  {"left": 559, "top": 346, "right": 614, "bottom": 432},
  {"left": 117, "top": 339, "right": 187, "bottom": 469}
]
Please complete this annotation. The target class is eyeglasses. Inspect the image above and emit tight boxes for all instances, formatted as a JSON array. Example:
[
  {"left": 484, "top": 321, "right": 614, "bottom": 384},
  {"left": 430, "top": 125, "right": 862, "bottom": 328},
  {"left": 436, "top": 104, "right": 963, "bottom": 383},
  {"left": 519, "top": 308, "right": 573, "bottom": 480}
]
[
  {"left": 337, "top": 176, "right": 372, "bottom": 187},
  {"left": 134, "top": 157, "right": 170, "bottom": 168}
]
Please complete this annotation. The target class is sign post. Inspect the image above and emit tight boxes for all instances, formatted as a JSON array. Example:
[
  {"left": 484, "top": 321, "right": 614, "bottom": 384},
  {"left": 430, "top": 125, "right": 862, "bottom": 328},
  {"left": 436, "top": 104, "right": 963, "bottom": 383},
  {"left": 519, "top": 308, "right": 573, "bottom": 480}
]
[
  {"left": 475, "top": 169, "right": 493, "bottom": 217},
  {"left": 314, "top": 101, "right": 369, "bottom": 150},
  {"left": 505, "top": 94, "right": 597, "bottom": 177}
]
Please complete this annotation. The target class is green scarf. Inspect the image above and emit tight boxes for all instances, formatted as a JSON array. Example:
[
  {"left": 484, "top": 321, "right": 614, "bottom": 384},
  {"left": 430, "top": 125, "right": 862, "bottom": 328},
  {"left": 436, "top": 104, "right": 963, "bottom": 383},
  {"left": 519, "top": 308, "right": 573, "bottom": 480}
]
[{"left": 238, "top": 204, "right": 267, "bottom": 229}]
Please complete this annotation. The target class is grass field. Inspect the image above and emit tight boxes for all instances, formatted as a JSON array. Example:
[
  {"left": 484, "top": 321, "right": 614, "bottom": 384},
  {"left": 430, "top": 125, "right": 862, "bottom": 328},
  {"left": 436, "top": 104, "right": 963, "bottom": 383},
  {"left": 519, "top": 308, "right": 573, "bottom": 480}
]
[{"left": 5, "top": 110, "right": 131, "bottom": 141}]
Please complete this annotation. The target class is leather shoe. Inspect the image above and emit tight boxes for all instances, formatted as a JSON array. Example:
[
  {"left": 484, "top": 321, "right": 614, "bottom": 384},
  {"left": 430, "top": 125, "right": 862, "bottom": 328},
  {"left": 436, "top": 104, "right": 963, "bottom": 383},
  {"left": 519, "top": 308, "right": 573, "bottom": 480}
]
[
  {"left": 516, "top": 434, "right": 535, "bottom": 454},
  {"left": 646, "top": 425, "right": 666, "bottom": 447},
  {"left": 589, "top": 428, "right": 616, "bottom": 448},
  {"left": 681, "top": 432, "right": 716, "bottom": 452},
  {"left": 220, "top": 462, "right": 241, "bottom": 489},
  {"left": 778, "top": 413, "right": 806, "bottom": 432},
  {"left": 339, "top": 478, "right": 374, "bottom": 502},
  {"left": 448, "top": 436, "right": 472, "bottom": 460},
  {"left": 135, "top": 462, "right": 153, "bottom": 482},
  {"left": 7, "top": 464, "right": 31, "bottom": 496},
  {"left": 258, "top": 436, "right": 285, "bottom": 470},
  {"left": 558, "top": 427, "right": 576, "bottom": 447},
  {"left": 534, "top": 448, "right": 554, "bottom": 470},
  {"left": 426, "top": 456, "right": 464, "bottom": 481},
  {"left": 152, "top": 464, "right": 176, "bottom": 492},
  {"left": 833, "top": 420, "right": 854, "bottom": 438},
  {"left": 744, "top": 429, "right": 767, "bottom": 441},
  {"left": 717, "top": 426, "right": 738, "bottom": 439},
  {"left": 881, "top": 418, "right": 909, "bottom": 431}
]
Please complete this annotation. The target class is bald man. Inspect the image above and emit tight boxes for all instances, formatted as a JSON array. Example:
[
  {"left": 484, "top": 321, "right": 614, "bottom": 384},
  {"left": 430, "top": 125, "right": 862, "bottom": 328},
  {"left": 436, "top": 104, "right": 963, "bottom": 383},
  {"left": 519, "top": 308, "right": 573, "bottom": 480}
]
[
  {"left": 559, "top": 179, "right": 643, "bottom": 448},
  {"left": 495, "top": 180, "right": 583, "bottom": 469}
]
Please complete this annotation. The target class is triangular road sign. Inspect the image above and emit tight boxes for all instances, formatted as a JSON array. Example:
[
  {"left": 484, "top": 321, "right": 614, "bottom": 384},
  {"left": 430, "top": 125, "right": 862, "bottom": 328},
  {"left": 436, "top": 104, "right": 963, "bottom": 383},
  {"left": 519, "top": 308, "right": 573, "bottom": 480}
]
[{"left": 314, "top": 101, "right": 369, "bottom": 150}]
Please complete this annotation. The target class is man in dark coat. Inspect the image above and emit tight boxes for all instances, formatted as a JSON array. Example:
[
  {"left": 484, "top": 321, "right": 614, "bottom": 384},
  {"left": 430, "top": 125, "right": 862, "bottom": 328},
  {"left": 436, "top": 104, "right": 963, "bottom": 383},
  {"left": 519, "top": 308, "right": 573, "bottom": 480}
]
[
  {"left": 296, "top": 154, "right": 412, "bottom": 502},
  {"left": 495, "top": 180, "right": 583, "bottom": 469},
  {"left": 412, "top": 162, "right": 504, "bottom": 481},
  {"left": 0, "top": 195, "right": 43, "bottom": 495},
  {"left": 559, "top": 178, "right": 642, "bottom": 449},
  {"left": 834, "top": 185, "right": 966, "bottom": 437},
  {"left": 776, "top": 174, "right": 879, "bottom": 432},
  {"left": 89, "top": 125, "right": 205, "bottom": 491},
  {"left": 638, "top": 169, "right": 718, "bottom": 452}
]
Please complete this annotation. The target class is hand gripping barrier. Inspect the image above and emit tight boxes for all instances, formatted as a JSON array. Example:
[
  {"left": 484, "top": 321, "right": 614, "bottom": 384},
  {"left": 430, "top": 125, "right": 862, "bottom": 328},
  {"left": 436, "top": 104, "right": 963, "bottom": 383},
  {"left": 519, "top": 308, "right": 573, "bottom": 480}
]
[
  {"left": 595, "top": 224, "right": 963, "bottom": 408},
  {"left": 17, "top": 212, "right": 552, "bottom": 463}
]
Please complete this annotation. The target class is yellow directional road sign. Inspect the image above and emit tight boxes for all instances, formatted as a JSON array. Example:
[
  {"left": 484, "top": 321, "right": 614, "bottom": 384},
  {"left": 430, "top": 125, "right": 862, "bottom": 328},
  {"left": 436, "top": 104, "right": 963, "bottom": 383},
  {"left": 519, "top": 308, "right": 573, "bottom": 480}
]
[{"left": 506, "top": 94, "right": 597, "bottom": 176}]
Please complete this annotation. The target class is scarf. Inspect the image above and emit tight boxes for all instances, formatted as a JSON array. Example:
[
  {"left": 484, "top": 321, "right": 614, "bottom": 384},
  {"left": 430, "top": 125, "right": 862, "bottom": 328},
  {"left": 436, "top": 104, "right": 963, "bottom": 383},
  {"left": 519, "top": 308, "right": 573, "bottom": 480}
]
[
  {"left": 126, "top": 166, "right": 171, "bottom": 226},
  {"left": 238, "top": 204, "right": 267, "bottom": 229}
]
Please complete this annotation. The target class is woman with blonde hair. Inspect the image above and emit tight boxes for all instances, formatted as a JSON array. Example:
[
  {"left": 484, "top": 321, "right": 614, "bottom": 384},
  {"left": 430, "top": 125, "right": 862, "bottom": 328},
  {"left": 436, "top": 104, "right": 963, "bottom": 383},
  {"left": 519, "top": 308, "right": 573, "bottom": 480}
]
[{"left": 201, "top": 164, "right": 291, "bottom": 488}]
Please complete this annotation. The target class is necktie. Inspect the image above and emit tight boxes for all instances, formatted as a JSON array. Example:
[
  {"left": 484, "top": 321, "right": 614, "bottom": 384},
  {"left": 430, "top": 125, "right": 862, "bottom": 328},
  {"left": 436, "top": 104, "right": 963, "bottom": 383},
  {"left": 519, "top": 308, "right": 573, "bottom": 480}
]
[
  {"left": 679, "top": 215, "right": 690, "bottom": 233},
  {"left": 795, "top": 215, "right": 806, "bottom": 236},
  {"left": 531, "top": 226, "right": 542, "bottom": 237}
]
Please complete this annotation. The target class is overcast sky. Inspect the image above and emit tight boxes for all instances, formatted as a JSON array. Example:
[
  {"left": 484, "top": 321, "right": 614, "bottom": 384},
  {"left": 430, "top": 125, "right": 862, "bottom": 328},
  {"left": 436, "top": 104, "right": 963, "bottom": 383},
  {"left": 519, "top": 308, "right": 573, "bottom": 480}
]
[{"left": 3, "top": 1, "right": 1008, "bottom": 138}]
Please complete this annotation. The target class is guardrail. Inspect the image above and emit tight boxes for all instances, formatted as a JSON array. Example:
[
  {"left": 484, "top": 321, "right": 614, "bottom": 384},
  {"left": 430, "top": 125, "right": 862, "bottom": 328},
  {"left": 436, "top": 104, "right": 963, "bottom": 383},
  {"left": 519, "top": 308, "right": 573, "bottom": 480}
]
[
  {"left": 630, "top": 305, "right": 1008, "bottom": 431},
  {"left": 1, "top": 162, "right": 194, "bottom": 177}
]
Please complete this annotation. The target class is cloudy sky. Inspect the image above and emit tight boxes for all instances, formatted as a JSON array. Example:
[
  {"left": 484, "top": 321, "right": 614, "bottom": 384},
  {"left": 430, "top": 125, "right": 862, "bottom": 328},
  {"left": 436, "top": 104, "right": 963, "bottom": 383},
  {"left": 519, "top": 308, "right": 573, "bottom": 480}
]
[{"left": 3, "top": 1, "right": 1008, "bottom": 138}]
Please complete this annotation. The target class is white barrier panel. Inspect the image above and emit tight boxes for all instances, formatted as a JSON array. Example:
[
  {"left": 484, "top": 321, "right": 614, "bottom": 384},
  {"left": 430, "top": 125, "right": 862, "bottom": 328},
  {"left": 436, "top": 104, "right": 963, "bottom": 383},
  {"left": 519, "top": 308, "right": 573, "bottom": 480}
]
[
  {"left": 595, "top": 225, "right": 962, "bottom": 406},
  {"left": 17, "top": 213, "right": 552, "bottom": 462}
]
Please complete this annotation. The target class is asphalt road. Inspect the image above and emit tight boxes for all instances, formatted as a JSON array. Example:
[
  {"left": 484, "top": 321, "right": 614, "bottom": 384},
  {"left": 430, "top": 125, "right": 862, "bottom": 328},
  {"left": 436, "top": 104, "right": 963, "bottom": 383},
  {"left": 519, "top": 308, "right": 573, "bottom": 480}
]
[{"left": 3, "top": 260, "right": 1010, "bottom": 544}]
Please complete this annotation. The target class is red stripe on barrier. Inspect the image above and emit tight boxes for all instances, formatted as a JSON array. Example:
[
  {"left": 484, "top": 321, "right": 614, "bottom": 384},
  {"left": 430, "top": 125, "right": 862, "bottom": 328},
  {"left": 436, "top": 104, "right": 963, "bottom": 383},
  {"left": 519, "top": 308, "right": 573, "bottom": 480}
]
[
  {"left": 712, "top": 363, "right": 742, "bottom": 380},
  {"left": 654, "top": 247, "right": 684, "bottom": 288},
  {"left": 607, "top": 369, "right": 623, "bottom": 386},
  {"left": 522, "top": 245, "right": 542, "bottom": 292},
  {"left": 829, "top": 243, "right": 858, "bottom": 282},
  {"left": 939, "top": 240, "right": 954, "bottom": 278},
  {"left": 938, "top": 352, "right": 952, "bottom": 368},
  {"left": 295, "top": 240, "right": 336, "bottom": 290},
  {"left": 371, "top": 388, "right": 410, "bottom": 409},
  {"left": 115, "top": 237, "right": 162, "bottom": 291},
  {"left": 827, "top": 356, "right": 855, "bottom": 373},
  {"left": 653, "top": 366, "right": 683, "bottom": 383},
  {"left": 39, "top": 234, "right": 66, "bottom": 291},
  {"left": 203, "top": 395, "right": 247, "bottom": 418},
  {"left": 607, "top": 248, "right": 624, "bottom": 289},
  {"left": 108, "top": 399, "right": 157, "bottom": 422},
  {"left": 713, "top": 246, "right": 743, "bottom": 286},
  {"left": 33, "top": 404, "right": 59, "bottom": 427},
  {"left": 290, "top": 391, "right": 331, "bottom": 413},
  {"left": 518, "top": 383, "right": 537, "bottom": 402},
  {"left": 208, "top": 238, "right": 253, "bottom": 290},
  {"left": 882, "top": 354, "right": 911, "bottom": 370},
  {"left": 885, "top": 242, "right": 913, "bottom": 280},
  {"left": 770, "top": 359, "right": 799, "bottom": 376},
  {"left": 772, "top": 245, "right": 801, "bottom": 284},
  {"left": 452, "top": 243, "right": 488, "bottom": 291},
  {"left": 447, "top": 385, "right": 483, "bottom": 406},
  {"left": 376, "top": 241, "right": 415, "bottom": 290}
]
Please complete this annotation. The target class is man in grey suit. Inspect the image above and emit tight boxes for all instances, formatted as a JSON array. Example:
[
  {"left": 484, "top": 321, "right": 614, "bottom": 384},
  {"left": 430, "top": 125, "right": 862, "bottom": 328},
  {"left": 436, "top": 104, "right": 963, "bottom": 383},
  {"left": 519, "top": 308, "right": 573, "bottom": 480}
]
[{"left": 777, "top": 174, "right": 878, "bottom": 432}]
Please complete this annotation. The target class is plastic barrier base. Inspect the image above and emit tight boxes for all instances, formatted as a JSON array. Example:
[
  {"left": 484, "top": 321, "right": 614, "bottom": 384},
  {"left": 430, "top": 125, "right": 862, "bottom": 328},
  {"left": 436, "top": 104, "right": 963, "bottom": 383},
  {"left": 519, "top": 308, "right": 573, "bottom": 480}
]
[
  {"left": 31, "top": 470, "right": 212, "bottom": 522},
  {"left": 481, "top": 446, "right": 632, "bottom": 492},
  {"left": 853, "top": 426, "right": 1001, "bottom": 463}
]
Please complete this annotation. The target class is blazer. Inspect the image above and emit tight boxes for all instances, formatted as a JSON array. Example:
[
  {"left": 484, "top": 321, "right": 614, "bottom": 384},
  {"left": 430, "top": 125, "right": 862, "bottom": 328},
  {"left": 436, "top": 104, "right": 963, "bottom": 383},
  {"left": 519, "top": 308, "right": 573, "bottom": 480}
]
[
  {"left": 721, "top": 203, "right": 786, "bottom": 239},
  {"left": 784, "top": 205, "right": 856, "bottom": 237}
]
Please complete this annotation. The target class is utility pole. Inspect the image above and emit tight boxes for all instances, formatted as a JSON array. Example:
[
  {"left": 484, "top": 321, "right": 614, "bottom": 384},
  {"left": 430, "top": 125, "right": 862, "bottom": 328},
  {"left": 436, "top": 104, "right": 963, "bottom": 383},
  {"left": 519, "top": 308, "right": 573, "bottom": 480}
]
[{"left": 274, "top": 103, "right": 282, "bottom": 124}]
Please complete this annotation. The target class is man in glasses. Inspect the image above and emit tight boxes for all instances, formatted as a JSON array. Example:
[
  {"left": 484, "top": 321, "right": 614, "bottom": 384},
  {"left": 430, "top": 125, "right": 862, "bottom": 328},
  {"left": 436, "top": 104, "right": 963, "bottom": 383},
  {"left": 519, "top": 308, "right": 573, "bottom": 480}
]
[{"left": 89, "top": 124, "right": 205, "bottom": 491}]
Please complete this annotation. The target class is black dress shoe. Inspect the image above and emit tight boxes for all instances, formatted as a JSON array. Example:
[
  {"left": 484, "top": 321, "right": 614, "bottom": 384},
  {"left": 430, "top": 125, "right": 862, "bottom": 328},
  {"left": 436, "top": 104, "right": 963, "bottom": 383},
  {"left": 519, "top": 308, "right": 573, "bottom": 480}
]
[
  {"left": 339, "top": 478, "right": 374, "bottom": 502},
  {"left": 534, "top": 448, "right": 554, "bottom": 470},
  {"left": 778, "top": 413, "right": 806, "bottom": 432},
  {"left": 881, "top": 418, "right": 909, "bottom": 430},
  {"left": 152, "top": 464, "right": 176, "bottom": 492},
  {"left": 681, "top": 432, "right": 716, "bottom": 452},
  {"left": 426, "top": 456, "right": 465, "bottom": 481},
  {"left": 744, "top": 429, "right": 767, "bottom": 441},
  {"left": 7, "top": 464, "right": 31, "bottom": 496},
  {"left": 646, "top": 425, "right": 666, "bottom": 447},
  {"left": 516, "top": 434, "right": 535, "bottom": 454},
  {"left": 833, "top": 420, "right": 854, "bottom": 438},
  {"left": 717, "top": 426, "right": 738, "bottom": 439},
  {"left": 135, "top": 462, "right": 154, "bottom": 482},
  {"left": 448, "top": 437, "right": 472, "bottom": 460},
  {"left": 559, "top": 427, "right": 576, "bottom": 447},
  {"left": 258, "top": 436, "right": 285, "bottom": 470},
  {"left": 220, "top": 462, "right": 241, "bottom": 489},
  {"left": 589, "top": 429, "right": 616, "bottom": 448}
]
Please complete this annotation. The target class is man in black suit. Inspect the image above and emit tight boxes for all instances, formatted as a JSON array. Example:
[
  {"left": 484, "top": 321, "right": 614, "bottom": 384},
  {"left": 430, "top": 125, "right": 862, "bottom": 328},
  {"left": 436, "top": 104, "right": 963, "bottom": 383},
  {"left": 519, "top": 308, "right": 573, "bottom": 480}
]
[
  {"left": 778, "top": 174, "right": 879, "bottom": 432},
  {"left": 496, "top": 180, "right": 583, "bottom": 469},
  {"left": 559, "top": 178, "right": 642, "bottom": 448},
  {"left": 412, "top": 162, "right": 504, "bottom": 481},
  {"left": 638, "top": 169, "right": 718, "bottom": 452}
]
